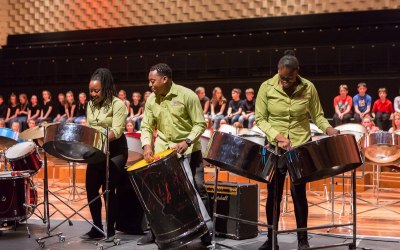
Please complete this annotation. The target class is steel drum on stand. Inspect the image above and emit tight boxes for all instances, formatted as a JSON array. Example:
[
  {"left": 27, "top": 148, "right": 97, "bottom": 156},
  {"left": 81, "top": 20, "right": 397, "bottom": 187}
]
[
  {"left": 204, "top": 131, "right": 277, "bottom": 183},
  {"left": 43, "top": 123, "right": 105, "bottom": 163},
  {"left": 282, "top": 134, "right": 364, "bottom": 185},
  {"left": 361, "top": 132, "right": 400, "bottom": 165}
]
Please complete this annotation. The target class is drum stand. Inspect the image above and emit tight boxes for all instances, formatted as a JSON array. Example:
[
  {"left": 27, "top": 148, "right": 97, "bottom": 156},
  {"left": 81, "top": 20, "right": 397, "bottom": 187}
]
[
  {"left": 52, "top": 162, "right": 85, "bottom": 202},
  {"left": 210, "top": 162, "right": 358, "bottom": 250}
]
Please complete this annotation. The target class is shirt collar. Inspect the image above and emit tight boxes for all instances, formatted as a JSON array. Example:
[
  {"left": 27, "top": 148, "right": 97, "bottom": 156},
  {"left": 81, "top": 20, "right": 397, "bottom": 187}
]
[{"left": 268, "top": 73, "right": 307, "bottom": 96}]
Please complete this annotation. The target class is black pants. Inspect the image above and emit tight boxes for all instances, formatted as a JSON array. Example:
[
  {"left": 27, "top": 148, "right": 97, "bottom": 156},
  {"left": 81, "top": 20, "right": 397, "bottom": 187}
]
[
  {"left": 266, "top": 152, "right": 308, "bottom": 241},
  {"left": 189, "top": 150, "right": 211, "bottom": 214},
  {"left": 375, "top": 112, "right": 391, "bottom": 131},
  {"left": 86, "top": 134, "right": 128, "bottom": 232},
  {"left": 333, "top": 113, "right": 352, "bottom": 126}
]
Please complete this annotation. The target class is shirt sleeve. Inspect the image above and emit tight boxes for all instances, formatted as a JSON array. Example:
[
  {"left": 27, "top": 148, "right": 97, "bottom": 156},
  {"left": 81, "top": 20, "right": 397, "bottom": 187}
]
[
  {"left": 255, "top": 82, "right": 280, "bottom": 143},
  {"left": 372, "top": 101, "right": 377, "bottom": 113},
  {"left": 395, "top": 97, "right": 400, "bottom": 112},
  {"left": 353, "top": 95, "right": 358, "bottom": 107},
  {"left": 366, "top": 95, "right": 372, "bottom": 107},
  {"left": 333, "top": 96, "right": 339, "bottom": 107},
  {"left": 111, "top": 99, "right": 128, "bottom": 139},
  {"left": 346, "top": 96, "right": 352, "bottom": 107},
  {"left": 185, "top": 92, "right": 206, "bottom": 142},
  {"left": 140, "top": 99, "right": 156, "bottom": 147},
  {"left": 308, "top": 84, "right": 331, "bottom": 133}
]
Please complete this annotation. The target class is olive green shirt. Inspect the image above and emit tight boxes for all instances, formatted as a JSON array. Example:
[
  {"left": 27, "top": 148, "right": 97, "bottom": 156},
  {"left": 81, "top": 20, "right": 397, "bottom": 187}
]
[
  {"left": 255, "top": 74, "right": 331, "bottom": 147},
  {"left": 140, "top": 82, "right": 206, "bottom": 154},
  {"left": 87, "top": 96, "right": 128, "bottom": 150}
]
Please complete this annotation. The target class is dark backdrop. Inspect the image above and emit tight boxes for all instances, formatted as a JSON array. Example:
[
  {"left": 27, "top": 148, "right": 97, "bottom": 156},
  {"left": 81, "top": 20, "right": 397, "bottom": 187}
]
[{"left": 1, "top": 9, "right": 399, "bottom": 117}]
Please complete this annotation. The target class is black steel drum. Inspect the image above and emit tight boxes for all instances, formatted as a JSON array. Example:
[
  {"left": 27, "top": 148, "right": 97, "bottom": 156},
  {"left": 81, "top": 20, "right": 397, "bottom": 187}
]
[
  {"left": 43, "top": 123, "right": 105, "bottom": 164},
  {"left": 282, "top": 134, "right": 363, "bottom": 185},
  {"left": 126, "top": 149, "right": 207, "bottom": 250},
  {"left": 204, "top": 131, "right": 277, "bottom": 183},
  {"left": 361, "top": 132, "right": 400, "bottom": 164}
]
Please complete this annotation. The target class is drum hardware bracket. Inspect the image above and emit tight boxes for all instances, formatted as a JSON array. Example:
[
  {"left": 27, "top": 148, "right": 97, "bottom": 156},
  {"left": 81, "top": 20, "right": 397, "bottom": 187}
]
[{"left": 210, "top": 166, "right": 358, "bottom": 250}]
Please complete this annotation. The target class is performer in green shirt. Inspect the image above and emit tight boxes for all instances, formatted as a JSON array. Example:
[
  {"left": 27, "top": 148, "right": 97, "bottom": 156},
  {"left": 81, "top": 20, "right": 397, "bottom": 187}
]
[
  {"left": 80, "top": 68, "right": 128, "bottom": 241},
  {"left": 255, "top": 51, "right": 339, "bottom": 250},
  {"left": 138, "top": 63, "right": 212, "bottom": 246}
]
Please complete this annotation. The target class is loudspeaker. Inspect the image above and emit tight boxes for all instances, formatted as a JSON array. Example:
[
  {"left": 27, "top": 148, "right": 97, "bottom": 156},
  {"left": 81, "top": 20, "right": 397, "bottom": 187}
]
[{"left": 205, "top": 182, "right": 258, "bottom": 240}]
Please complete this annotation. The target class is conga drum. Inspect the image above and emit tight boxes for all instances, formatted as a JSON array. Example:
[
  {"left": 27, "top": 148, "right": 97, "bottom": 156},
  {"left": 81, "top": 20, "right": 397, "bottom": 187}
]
[{"left": 126, "top": 149, "right": 207, "bottom": 249}]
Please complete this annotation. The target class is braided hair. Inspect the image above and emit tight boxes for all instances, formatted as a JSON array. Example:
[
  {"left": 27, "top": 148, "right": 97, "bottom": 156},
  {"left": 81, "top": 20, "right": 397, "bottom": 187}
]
[{"left": 90, "top": 68, "right": 116, "bottom": 104}]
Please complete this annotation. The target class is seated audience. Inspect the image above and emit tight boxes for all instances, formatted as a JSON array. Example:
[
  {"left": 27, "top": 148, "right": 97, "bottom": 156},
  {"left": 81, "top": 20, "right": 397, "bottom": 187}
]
[
  {"left": 333, "top": 84, "right": 352, "bottom": 126},
  {"left": 353, "top": 82, "right": 372, "bottom": 123},
  {"left": 372, "top": 88, "right": 394, "bottom": 131}
]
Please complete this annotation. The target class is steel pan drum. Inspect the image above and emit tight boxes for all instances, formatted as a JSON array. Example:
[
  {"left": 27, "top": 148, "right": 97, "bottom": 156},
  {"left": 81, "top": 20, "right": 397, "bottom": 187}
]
[
  {"left": 362, "top": 132, "right": 400, "bottom": 164},
  {"left": 282, "top": 134, "right": 363, "bottom": 185},
  {"left": 218, "top": 124, "right": 238, "bottom": 135},
  {"left": 43, "top": 123, "right": 105, "bottom": 164},
  {"left": 204, "top": 131, "right": 277, "bottom": 183},
  {"left": 125, "top": 132, "right": 143, "bottom": 165},
  {"left": 127, "top": 149, "right": 207, "bottom": 249},
  {"left": 335, "top": 123, "right": 367, "bottom": 143},
  {"left": 238, "top": 128, "right": 267, "bottom": 146}
]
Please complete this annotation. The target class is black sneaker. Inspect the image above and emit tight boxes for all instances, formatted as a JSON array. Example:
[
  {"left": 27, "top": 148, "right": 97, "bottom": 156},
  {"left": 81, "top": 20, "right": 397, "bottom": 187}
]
[
  {"left": 200, "top": 232, "right": 212, "bottom": 246},
  {"left": 137, "top": 231, "right": 155, "bottom": 245},
  {"left": 80, "top": 226, "right": 104, "bottom": 240},
  {"left": 104, "top": 228, "right": 116, "bottom": 242},
  {"left": 258, "top": 240, "right": 279, "bottom": 250},
  {"left": 298, "top": 239, "right": 310, "bottom": 249}
]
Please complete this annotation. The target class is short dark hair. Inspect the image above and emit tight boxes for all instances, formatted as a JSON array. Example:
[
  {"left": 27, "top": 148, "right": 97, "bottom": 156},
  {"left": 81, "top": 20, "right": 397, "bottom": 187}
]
[
  {"left": 357, "top": 82, "right": 367, "bottom": 88},
  {"left": 149, "top": 63, "right": 172, "bottom": 79},
  {"left": 232, "top": 88, "right": 242, "bottom": 95},
  {"left": 278, "top": 50, "right": 299, "bottom": 70}
]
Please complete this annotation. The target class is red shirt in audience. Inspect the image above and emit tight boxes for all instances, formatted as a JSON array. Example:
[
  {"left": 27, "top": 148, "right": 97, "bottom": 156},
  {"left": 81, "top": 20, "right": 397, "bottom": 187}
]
[{"left": 372, "top": 99, "right": 394, "bottom": 113}]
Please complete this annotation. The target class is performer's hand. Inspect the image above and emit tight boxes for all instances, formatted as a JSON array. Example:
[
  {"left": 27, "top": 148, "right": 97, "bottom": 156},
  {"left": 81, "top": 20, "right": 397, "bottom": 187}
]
[
  {"left": 143, "top": 145, "right": 154, "bottom": 162},
  {"left": 173, "top": 141, "right": 189, "bottom": 154},
  {"left": 326, "top": 127, "right": 340, "bottom": 136},
  {"left": 275, "top": 133, "right": 291, "bottom": 151}
]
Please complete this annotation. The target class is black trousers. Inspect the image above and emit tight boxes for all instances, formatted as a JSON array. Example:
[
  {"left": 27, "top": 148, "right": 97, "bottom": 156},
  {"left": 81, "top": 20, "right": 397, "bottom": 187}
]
[
  {"left": 266, "top": 153, "right": 308, "bottom": 241},
  {"left": 86, "top": 134, "right": 128, "bottom": 232},
  {"left": 333, "top": 113, "right": 352, "bottom": 126},
  {"left": 375, "top": 112, "right": 391, "bottom": 131},
  {"left": 189, "top": 150, "right": 211, "bottom": 214}
]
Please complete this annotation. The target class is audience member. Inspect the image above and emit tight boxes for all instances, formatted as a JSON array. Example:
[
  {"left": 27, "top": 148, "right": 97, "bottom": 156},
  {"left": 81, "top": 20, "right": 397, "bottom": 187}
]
[
  {"left": 372, "top": 88, "right": 394, "bottom": 131},
  {"left": 65, "top": 91, "right": 77, "bottom": 123},
  {"left": 225, "top": 88, "right": 242, "bottom": 125},
  {"left": 28, "top": 95, "right": 41, "bottom": 122},
  {"left": 239, "top": 88, "right": 256, "bottom": 128},
  {"left": 5, "top": 93, "right": 20, "bottom": 128},
  {"left": 75, "top": 92, "right": 88, "bottom": 124},
  {"left": 333, "top": 84, "right": 352, "bottom": 126},
  {"left": 389, "top": 112, "right": 400, "bottom": 133},
  {"left": 353, "top": 82, "right": 372, "bottom": 123},
  {"left": 210, "top": 87, "right": 227, "bottom": 130}
]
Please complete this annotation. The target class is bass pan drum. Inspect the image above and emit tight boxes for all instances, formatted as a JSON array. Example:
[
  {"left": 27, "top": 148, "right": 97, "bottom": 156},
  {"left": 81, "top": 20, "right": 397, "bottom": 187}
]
[
  {"left": 43, "top": 123, "right": 105, "bottom": 164},
  {"left": 362, "top": 132, "right": 400, "bottom": 164},
  {"left": 127, "top": 150, "right": 207, "bottom": 249},
  {"left": 282, "top": 134, "right": 363, "bottom": 185},
  {"left": 204, "top": 131, "right": 277, "bottom": 183}
]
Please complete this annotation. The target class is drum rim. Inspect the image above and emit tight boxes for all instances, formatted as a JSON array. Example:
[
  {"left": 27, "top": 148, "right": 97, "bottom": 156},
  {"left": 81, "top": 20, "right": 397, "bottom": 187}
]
[
  {"left": 127, "top": 149, "right": 175, "bottom": 172},
  {"left": 5, "top": 142, "right": 36, "bottom": 161}
]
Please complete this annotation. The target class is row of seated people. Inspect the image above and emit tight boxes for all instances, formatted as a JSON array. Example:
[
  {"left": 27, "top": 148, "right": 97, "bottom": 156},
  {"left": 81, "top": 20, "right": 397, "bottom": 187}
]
[
  {"left": 195, "top": 87, "right": 256, "bottom": 130},
  {"left": 333, "top": 83, "right": 399, "bottom": 131},
  {"left": 0, "top": 89, "right": 152, "bottom": 133}
]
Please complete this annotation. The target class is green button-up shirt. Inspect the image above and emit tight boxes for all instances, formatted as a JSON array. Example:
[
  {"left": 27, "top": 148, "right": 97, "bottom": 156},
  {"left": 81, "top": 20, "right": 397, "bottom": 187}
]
[
  {"left": 87, "top": 96, "right": 128, "bottom": 150},
  {"left": 255, "top": 74, "right": 331, "bottom": 147},
  {"left": 140, "top": 82, "right": 206, "bottom": 155}
]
